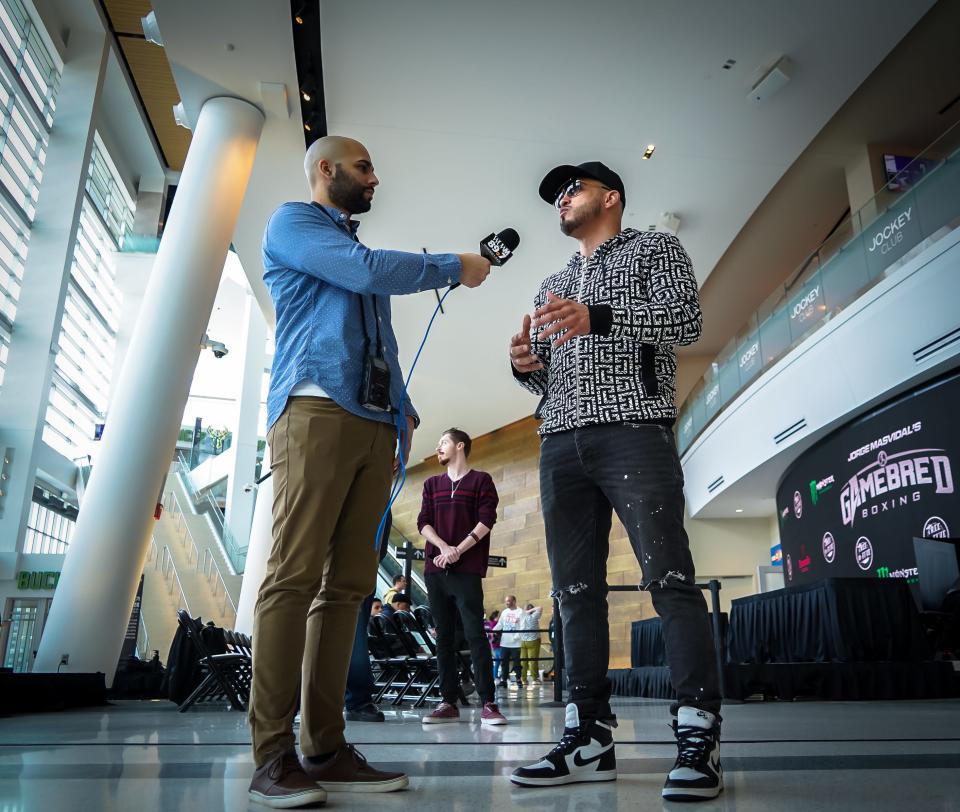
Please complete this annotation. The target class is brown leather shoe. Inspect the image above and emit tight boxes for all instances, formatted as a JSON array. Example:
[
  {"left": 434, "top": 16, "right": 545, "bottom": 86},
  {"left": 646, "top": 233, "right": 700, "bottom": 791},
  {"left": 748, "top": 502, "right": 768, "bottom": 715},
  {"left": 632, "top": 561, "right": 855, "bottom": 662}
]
[
  {"left": 301, "top": 744, "right": 408, "bottom": 792},
  {"left": 249, "top": 750, "right": 327, "bottom": 808}
]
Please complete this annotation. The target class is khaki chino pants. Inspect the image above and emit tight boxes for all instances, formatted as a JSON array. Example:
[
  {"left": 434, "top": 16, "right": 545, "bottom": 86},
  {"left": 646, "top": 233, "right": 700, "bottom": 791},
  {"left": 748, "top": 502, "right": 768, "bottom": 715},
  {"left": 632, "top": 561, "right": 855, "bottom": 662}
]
[
  {"left": 520, "top": 639, "right": 541, "bottom": 682},
  {"left": 249, "top": 398, "right": 394, "bottom": 765}
]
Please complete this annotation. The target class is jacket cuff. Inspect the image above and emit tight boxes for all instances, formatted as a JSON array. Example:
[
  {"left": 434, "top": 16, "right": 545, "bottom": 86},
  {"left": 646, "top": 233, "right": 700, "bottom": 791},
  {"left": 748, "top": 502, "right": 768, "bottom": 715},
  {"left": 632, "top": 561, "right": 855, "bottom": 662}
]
[
  {"left": 588, "top": 304, "right": 613, "bottom": 337},
  {"left": 511, "top": 360, "right": 533, "bottom": 381}
]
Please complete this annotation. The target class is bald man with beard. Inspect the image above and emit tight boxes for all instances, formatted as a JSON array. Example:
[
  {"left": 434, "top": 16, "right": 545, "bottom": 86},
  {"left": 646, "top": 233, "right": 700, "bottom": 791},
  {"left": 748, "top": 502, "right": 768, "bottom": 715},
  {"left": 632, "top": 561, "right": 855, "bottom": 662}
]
[{"left": 248, "top": 136, "right": 491, "bottom": 808}]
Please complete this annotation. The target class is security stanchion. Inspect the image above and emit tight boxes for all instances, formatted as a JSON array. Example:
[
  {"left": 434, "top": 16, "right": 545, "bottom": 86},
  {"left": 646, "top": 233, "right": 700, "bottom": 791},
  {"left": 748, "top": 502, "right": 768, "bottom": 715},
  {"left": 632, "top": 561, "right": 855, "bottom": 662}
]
[
  {"left": 540, "top": 597, "right": 565, "bottom": 707},
  {"left": 707, "top": 579, "right": 726, "bottom": 699}
]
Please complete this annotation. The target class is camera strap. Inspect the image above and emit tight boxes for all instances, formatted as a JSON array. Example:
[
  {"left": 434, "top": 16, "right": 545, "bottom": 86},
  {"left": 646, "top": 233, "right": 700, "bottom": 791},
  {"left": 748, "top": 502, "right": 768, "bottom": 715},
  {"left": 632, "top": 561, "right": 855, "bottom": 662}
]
[
  {"left": 312, "top": 201, "right": 384, "bottom": 360},
  {"left": 358, "top": 292, "right": 384, "bottom": 359}
]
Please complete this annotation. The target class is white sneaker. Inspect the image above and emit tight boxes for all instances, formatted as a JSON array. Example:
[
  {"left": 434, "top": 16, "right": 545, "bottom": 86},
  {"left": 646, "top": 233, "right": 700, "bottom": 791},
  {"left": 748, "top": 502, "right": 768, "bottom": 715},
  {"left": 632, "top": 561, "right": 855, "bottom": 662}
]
[
  {"left": 511, "top": 703, "right": 616, "bottom": 786},
  {"left": 661, "top": 707, "right": 723, "bottom": 801}
]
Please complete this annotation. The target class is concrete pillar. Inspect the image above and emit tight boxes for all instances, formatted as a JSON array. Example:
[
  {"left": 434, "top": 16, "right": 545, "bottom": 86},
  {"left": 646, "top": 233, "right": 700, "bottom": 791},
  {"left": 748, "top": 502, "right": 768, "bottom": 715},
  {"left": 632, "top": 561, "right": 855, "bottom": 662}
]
[
  {"left": 235, "top": 445, "right": 271, "bottom": 636},
  {"left": 34, "top": 97, "right": 264, "bottom": 678},
  {"left": 0, "top": 29, "right": 108, "bottom": 558},
  {"left": 224, "top": 292, "right": 267, "bottom": 553}
]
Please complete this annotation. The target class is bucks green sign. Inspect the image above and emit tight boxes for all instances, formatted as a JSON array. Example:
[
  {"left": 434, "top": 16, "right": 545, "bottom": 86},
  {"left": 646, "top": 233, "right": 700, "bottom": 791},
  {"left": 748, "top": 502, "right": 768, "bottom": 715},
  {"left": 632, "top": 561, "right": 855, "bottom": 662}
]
[{"left": 16, "top": 571, "right": 60, "bottom": 590}]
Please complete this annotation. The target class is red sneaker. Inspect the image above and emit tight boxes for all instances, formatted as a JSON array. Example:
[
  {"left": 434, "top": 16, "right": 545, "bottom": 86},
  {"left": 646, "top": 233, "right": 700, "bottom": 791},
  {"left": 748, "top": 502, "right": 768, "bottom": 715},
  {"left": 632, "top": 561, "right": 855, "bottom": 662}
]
[
  {"left": 481, "top": 702, "right": 508, "bottom": 726},
  {"left": 422, "top": 701, "right": 460, "bottom": 724}
]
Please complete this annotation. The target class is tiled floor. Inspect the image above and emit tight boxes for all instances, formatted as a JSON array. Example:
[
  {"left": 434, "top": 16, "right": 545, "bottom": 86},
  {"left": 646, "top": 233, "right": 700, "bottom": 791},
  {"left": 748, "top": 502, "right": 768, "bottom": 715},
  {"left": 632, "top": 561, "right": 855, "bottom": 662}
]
[{"left": 2, "top": 686, "right": 959, "bottom": 810}]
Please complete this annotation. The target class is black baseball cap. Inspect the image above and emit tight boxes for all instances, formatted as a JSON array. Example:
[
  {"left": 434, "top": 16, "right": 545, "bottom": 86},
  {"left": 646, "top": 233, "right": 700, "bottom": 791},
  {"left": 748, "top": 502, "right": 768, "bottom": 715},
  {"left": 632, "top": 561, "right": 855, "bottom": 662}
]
[{"left": 538, "top": 161, "right": 626, "bottom": 207}]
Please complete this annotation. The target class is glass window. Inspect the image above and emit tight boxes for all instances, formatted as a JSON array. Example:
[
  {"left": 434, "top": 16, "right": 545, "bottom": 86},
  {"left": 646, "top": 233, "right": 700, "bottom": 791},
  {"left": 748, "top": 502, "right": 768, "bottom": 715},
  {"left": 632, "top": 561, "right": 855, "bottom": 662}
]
[
  {"left": 23, "top": 498, "right": 73, "bottom": 554},
  {"left": 0, "top": 0, "right": 60, "bottom": 390},
  {"left": 43, "top": 135, "right": 134, "bottom": 458}
]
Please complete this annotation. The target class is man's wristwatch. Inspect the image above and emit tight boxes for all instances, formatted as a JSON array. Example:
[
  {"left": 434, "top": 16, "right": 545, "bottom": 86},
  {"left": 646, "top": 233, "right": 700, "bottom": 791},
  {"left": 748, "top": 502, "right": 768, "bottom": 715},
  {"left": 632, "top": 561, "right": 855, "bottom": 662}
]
[{"left": 468, "top": 530, "right": 481, "bottom": 544}]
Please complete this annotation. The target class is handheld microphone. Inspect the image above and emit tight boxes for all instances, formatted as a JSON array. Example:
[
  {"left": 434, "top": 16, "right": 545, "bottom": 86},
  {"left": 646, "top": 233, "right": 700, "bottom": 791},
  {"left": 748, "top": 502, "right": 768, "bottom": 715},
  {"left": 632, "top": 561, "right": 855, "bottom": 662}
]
[
  {"left": 480, "top": 228, "right": 520, "bottom": 266},
  {"left": 450, "top": 228, "right": 520, "bottom": 289}
]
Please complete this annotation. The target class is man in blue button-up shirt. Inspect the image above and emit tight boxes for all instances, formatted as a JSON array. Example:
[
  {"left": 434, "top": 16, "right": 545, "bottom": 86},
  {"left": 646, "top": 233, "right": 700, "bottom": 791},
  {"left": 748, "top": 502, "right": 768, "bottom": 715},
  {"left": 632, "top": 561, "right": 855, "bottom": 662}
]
[{"left": 248, "top": 135, "right": 490, "bottom": 807}]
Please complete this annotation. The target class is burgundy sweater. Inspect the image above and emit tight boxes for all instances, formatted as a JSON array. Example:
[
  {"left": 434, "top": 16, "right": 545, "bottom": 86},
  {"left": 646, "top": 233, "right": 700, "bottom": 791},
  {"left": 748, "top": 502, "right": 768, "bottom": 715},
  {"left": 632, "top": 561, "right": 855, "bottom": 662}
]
[{"left": 417, "top": 469, "right": 499, "bottom": 576}]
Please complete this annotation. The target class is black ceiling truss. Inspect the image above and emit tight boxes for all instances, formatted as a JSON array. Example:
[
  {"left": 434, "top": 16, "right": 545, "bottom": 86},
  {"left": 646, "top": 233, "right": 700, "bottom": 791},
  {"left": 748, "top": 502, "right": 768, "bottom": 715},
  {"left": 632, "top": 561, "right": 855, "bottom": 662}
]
[{"left": 290, "top": 0, "right": 327, "bottom": 145}]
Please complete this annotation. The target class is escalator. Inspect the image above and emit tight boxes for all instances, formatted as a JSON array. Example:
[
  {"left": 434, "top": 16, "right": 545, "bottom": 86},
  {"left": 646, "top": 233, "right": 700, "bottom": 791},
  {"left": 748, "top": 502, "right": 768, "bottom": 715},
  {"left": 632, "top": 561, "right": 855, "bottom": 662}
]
[{"left": 378, "top": 526, "right": 428, "bottom": 607}]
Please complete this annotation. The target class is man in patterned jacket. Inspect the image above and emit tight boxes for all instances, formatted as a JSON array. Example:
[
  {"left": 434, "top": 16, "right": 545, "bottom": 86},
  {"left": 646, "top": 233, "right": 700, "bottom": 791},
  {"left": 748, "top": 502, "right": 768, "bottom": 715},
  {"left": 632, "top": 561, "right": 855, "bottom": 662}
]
[{"left": 508, "top": 162, "right": 722, "bottom": 802}]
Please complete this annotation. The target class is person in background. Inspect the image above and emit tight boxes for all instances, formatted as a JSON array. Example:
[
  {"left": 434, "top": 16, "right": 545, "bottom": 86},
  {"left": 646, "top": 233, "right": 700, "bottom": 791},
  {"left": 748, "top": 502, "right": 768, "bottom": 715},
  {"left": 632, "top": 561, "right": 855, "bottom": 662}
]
[
  {"left": 494, "top": 595, "right": 524, "bottom": 688},
  {"left": 485, "top": 609, "right": 502, "bottom": 682},
  {"left": 343, "top": 518, "right": 392, "bottom": 724},
  {"left": 419, "top": 428, "right": 507, "bottom": 726},
  {"left": 381, "top": 593, "right": 411, "bottom": 618},
  {"left": 370, "top": 599, "right": 383, "bottom": 618},
  {"left": 382, "top": 575, "right": 407, "bottom": 607},
  {"left": 519, "top": 602, "right": 543, "bottom": 685}
]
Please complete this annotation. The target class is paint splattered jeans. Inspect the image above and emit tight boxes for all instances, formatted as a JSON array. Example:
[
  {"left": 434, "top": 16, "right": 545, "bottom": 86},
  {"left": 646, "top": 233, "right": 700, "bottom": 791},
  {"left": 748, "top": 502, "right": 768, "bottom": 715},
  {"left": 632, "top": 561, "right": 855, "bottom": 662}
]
[{"left": 540, "top": 422, "right": 721, "bottom": 720}]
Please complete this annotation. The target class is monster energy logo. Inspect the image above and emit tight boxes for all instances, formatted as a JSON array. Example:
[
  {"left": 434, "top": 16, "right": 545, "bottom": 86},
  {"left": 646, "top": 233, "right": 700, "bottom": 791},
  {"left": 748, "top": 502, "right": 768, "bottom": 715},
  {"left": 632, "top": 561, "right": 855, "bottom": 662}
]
[
  {"left": 876, "top": 565, "right": 919, "bottom": 582},
  {"left": 809, "top": 475, "right": 835, "bottom": 506}
]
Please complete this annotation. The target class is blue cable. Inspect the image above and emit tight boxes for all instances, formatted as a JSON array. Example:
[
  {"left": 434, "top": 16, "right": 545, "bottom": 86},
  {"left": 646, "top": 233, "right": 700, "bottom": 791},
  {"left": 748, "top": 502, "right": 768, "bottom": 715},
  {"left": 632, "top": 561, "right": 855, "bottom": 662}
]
[{"left": 375, "top": 287, "right": 454, "bottom": 549}]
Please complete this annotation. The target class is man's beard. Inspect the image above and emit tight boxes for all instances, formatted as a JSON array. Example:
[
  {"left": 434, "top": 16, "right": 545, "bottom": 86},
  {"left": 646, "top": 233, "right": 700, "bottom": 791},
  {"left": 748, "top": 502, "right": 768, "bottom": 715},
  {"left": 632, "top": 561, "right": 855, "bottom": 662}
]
[
  {"left": 329, "top": 165, "right": 371, "bottom": 214},
  {"left": 438, "top": 453, "right": 450, "bottom": 466},
  {"left": 560, "top": 198, "right": 602, "bottom": 236}
]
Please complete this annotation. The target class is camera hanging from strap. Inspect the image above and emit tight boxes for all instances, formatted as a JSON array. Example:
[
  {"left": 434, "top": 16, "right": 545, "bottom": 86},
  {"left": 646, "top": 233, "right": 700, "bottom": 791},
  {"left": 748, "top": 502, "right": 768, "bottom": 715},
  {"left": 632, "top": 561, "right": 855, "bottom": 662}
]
[{"left": 358, "top": 294, "right": 392, "bottom": 412}]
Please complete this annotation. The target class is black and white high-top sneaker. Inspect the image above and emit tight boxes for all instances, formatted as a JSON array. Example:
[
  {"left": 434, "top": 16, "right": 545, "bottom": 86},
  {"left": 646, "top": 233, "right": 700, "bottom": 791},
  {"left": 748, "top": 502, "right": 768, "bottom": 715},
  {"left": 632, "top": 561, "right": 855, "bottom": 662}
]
[
  {"left": 511, "top": 703, "right": 617, "bottom": 787},
  {"left": 662, "top": 707, "right": 723, "bottom": 802}
]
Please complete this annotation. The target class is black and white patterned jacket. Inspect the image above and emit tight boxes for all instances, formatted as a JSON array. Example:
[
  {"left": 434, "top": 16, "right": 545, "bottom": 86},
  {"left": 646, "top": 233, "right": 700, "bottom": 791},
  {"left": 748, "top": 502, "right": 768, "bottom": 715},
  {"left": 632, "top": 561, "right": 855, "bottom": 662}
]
[{"left": 513, "top": 228, "right": 702, "bottom": 435}]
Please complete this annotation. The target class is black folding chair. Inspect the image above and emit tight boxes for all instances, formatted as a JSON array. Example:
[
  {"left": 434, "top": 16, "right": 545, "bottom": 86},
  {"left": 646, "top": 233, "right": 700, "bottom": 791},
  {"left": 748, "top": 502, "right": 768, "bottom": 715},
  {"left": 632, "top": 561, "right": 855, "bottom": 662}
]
[
  {"left": 370, "top": 613, "right": 436, "bottom": 706},
  {"left": 413, "top": 605, "right": 435, "bottom": 632},
  {"left": 392, "top": 610, "right": 441, "bottom": 707},
  {"left": 176, "top": 610, "right": 250, "bottom": 712},
  {"left": 368, "top": 614, "right": 415, "bottom": 704}
]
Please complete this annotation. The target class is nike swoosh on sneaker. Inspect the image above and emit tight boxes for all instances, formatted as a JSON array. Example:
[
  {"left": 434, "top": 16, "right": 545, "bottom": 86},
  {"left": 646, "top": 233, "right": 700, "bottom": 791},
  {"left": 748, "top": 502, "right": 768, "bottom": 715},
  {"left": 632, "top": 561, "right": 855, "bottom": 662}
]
[
  {"left": 710, "top": 755, "right": 721, "bottom": 773},
  {"left": 572, "top": 746, "right": 610, "bottom": 768}
]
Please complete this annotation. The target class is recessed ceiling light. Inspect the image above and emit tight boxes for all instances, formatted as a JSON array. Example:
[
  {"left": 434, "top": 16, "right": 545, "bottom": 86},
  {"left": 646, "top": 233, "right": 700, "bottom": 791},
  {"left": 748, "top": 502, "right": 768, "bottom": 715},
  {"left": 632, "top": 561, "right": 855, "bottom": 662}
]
[
  {"left": 735, "top": 508, "right": 744, "bottom": 513},
  {"left": 300, "top": 78, "right": 317, "bottom": 103},
  {"left": 642, "top": 144, "right": 656, "bottom": 159}
]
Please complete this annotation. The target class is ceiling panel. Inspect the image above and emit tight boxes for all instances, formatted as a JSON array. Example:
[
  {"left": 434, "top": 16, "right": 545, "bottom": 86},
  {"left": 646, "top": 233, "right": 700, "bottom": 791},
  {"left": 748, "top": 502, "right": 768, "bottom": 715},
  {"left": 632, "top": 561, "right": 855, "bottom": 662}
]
[
  {"left": 102, "top": 0, "right": 153, "bottom": 36},
  {"left": 120, "top": 37, "right": 190, "bottom": 170}
]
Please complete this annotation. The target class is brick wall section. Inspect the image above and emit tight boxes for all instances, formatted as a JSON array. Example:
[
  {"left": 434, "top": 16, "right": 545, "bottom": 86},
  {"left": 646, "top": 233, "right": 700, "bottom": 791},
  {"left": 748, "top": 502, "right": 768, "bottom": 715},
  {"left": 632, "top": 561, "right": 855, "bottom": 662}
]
[{"left": 391, "top": 415, "right": 658, "bottom": 669}]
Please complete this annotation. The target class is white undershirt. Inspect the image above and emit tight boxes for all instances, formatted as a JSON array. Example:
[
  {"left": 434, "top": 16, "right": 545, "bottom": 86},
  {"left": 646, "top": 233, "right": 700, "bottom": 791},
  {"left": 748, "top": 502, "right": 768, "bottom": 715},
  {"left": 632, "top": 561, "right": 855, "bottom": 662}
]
[{"left": 289, "top": 381, "right": 330, "bottom": 398}]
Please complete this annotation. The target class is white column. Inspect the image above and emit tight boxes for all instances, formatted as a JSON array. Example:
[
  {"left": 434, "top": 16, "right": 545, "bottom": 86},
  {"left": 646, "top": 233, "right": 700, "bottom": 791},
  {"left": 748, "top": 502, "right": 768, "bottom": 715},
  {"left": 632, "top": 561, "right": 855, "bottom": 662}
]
[
  {"left": 0, "top": 29, "right": 108, "bottom": 559},
  {"left": 235, "top": 445, "right": 271, "bottom": 636},
  {"left": 35, "top": 97, "right": 264, "bottom": 678},
  {"left": 224, "top": 292, "right": 267, "bottom": 552}
]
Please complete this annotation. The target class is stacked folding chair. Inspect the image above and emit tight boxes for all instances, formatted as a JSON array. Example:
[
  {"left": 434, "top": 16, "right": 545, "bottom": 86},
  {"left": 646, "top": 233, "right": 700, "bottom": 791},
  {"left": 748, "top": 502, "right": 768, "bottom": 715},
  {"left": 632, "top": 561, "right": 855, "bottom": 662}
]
[
  {"left": 369, "top": 612, "right": 437, "bottom": 706},
  {"left": 175, "top": 610, "right": 251, "bottom": 712},
  {"left": 391, "top": 610, "right": 441, "bottom": 708}
]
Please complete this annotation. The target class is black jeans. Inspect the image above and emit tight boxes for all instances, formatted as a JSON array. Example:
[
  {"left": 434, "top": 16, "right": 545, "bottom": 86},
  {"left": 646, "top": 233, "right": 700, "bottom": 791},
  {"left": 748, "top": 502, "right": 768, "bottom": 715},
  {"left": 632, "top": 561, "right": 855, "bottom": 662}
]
[
  {"left": 540, "top": 423, "right": 721, "bottom": 719},
  {"left": 425, "top": 571, "right": 494, "bottom": 704}
]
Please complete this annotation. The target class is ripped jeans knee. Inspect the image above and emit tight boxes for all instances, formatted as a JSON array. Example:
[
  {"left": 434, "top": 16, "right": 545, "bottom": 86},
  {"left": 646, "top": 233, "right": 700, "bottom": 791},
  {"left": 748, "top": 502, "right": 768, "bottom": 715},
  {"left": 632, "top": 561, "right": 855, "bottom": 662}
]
[
  {"left": 639, "top": 569, "right": 694, "bottom": 590},
  {"left": 550, "top": 582, "right": 589, "bottom": 601}
]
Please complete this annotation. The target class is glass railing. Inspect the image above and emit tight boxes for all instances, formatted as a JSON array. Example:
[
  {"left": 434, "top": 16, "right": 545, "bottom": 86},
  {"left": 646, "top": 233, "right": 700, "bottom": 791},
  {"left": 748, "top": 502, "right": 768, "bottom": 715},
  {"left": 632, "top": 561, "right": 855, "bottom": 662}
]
[
  {"left": 173, "top": 451, "right": 247, "bottom": 574},
  {"left": 677, "top": 122, "right": 960, "bottom": 456}
]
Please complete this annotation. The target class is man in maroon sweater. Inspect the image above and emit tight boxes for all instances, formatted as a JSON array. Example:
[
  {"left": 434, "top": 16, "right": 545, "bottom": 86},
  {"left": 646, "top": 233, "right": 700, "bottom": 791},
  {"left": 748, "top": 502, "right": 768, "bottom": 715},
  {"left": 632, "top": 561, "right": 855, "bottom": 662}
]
[{"left": 418, "top": 428, "right": 508, "bottom": 726}]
